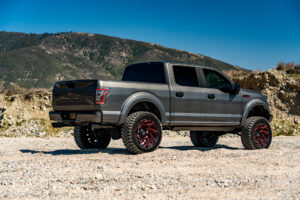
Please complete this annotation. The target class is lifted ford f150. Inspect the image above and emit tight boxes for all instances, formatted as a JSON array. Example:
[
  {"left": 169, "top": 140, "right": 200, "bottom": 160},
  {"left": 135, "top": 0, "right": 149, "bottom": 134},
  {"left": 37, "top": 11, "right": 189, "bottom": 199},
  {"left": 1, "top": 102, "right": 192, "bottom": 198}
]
[{"left": 49, "top": 61, "right": 273, "bottom": 154}]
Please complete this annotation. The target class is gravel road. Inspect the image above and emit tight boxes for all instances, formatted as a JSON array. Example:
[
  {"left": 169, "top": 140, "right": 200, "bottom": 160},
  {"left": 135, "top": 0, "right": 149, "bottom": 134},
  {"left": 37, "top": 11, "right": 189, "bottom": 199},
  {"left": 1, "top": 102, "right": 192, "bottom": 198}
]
[{"left": 0, "top": 136, "right": 299, "bottom": 200}]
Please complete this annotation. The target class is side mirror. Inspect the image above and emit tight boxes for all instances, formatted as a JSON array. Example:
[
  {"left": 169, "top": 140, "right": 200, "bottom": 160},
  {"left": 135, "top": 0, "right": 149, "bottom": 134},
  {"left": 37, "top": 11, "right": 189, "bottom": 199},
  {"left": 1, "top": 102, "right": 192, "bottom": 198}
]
[
  {"left": 232, "top": 83, "right": 240, "bottom": 93},
  {"left": 219, "top": 83, "right": 240, "bottom": 93}
]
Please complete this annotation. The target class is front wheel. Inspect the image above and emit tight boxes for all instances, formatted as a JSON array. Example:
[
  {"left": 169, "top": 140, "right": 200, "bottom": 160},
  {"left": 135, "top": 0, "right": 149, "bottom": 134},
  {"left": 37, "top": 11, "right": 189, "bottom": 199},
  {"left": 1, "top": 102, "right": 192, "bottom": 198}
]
[
  {"left": 241, "top": 116, "right": 272, "bottom": 149},
  {"left": 190, "top": 131, "right": 219, "bottom": 147},
  {"left": 121, "top": 111, "right": 162, "bottom": 154},
  {"left": 74, "top": 126, "right": 111, "bottom": 149}
]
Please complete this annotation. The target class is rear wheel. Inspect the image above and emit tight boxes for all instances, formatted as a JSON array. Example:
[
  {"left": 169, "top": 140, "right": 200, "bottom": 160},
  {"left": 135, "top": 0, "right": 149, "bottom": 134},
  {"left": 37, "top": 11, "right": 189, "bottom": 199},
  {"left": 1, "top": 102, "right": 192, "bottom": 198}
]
[
  {"left": 190, "top": 131, "right": 219, "bottom": 147},
  {"left": 121, "top": 111, "right": 162, "bottom": 154},
  {"left": 241, "top": 116, "right": 272, "bottom": 149},
  {"left": 74, "top": 126, "right": 111, "bottom": 149}
]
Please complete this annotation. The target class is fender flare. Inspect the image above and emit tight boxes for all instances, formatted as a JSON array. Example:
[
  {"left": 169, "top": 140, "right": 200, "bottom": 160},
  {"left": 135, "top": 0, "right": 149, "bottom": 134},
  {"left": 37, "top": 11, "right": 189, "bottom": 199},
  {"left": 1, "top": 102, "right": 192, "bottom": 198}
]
[
  {"left": 118, "top": 92, "right": 167, "bottom": 124},
  {"left": 241, "top": 98, "right": 271, "bottom": 126}
]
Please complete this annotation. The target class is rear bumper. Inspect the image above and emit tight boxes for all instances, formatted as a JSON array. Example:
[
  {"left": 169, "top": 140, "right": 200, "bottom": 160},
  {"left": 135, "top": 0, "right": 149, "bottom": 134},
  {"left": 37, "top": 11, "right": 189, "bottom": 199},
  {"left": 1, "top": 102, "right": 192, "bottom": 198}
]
[{"left": 49, "top": 111, "right": 102, "bottom": 125}]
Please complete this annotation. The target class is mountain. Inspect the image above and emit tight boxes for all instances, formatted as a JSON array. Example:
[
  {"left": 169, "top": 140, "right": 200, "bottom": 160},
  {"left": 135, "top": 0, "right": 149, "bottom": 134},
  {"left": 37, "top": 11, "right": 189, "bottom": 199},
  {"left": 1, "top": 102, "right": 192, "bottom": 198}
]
[{"left": 0, "top": 31, "right": 247, "bottom": 89}]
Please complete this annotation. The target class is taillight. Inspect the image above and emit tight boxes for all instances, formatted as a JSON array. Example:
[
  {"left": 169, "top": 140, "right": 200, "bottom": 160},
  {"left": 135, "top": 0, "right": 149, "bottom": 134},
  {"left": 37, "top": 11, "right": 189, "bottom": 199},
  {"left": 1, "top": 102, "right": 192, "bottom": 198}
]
[{"left": 96, "top": 88, "right": 109, "bottom": 104}]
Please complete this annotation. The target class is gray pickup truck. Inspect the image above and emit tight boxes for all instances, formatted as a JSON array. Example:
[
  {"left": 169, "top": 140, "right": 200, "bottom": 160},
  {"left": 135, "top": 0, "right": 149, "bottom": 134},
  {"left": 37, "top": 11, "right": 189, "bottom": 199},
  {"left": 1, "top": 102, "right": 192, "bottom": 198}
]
[{"left": 49, "top": 61, "right": 273, "bottom": 154}]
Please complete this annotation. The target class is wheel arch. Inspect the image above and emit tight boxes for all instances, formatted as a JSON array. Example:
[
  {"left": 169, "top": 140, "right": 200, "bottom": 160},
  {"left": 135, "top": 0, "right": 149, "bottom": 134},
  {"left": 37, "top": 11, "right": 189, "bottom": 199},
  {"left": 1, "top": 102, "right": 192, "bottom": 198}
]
[
  {"left": 118, "top": 92, "right": 166, "bottom": 125},
  {"left": 241, "top": 98, "right": 271, "bottom": 126}
]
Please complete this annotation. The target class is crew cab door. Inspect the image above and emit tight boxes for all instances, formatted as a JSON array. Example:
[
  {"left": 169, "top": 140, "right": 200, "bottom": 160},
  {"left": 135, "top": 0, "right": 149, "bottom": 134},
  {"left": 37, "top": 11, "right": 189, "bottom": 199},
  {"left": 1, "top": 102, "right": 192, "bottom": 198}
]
[
  {"left": 201, "top": 68, "right": 242, "bottom": 126},
  {"left": 169, "top": 65, "right": 207, "bottom": 125}
]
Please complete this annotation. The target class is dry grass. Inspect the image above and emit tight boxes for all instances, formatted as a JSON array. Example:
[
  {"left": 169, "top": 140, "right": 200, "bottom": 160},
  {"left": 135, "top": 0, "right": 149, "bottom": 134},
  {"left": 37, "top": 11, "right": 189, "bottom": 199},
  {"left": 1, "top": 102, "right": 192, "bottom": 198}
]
[
  {"left": 276, "top": 62, "right": 300, "bottom": 74},
  {"left": 0, "top": 87, "right": 51, "bottom": 97},
  {"left": 0, "top": 87, "right": 25, "bottom": 96},
  {"left": 23, "top": 88, "right": 51, "bottom": 101},
  {"left": 224, "top": 69, "right": 251, "bottom": 79}
]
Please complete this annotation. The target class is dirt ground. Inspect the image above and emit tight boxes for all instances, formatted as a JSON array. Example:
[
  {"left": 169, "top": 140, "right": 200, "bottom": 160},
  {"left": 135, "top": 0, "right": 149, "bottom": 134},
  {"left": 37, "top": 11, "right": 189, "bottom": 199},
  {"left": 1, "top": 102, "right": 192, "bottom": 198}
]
[{"left": 0, "top": 136, "right": 299, "bottom": 200}]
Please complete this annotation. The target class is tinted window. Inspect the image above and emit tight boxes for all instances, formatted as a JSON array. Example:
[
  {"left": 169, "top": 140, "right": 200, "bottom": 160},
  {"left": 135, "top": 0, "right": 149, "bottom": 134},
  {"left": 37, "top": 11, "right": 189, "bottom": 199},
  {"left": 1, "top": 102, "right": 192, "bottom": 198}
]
[
  {"left": 173, "top": 66, "right": 199, "bottom": 87},
  {"left": 203, "top": 69, "right": 232, "bottom": 89},
  {"left": 122, "top": 63, "right": 166, "bottom": 84}
]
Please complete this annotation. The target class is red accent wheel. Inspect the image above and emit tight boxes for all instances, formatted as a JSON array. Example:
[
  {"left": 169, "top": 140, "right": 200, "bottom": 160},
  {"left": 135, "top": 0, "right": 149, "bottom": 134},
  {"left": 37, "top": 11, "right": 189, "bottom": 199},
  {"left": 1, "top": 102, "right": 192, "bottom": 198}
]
[
  {"left": 253, "top": 122, "right": 271, "bottom": 148},
  {"left": 136, "top": 118, "right": 159, "bottom": 149}
]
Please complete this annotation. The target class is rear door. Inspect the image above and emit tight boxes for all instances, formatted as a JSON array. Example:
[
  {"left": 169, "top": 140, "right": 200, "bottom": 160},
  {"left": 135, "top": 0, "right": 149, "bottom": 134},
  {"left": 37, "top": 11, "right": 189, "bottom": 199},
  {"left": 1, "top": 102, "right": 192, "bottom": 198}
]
[
  {"left": 170, "top": 65, "right": 207, "bottom": 125},
  {"left": 201, "top": 68, "right": 242, "bottom": 126}
]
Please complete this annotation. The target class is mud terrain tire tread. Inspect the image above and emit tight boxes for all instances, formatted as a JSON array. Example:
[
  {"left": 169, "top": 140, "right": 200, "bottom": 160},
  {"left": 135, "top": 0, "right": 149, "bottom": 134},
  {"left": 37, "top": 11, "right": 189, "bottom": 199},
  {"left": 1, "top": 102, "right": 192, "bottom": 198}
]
[
  {"left": 190, "top": 131, "right": 219, "bottom": 147},
  {"left": 74, "top": 126, "right": 86, "bottom": 149},
  {"left": 121, "top": 111, "right": 162, "bottom": 154},
  {"left": 74, "top": 126, "right": 111, "bottom": 149},
  {"left": 190, "top": 131, "right": 203, "bottom": 147},
  {"left": 241, "top": 116, "right": 272, "bottom": 150}
]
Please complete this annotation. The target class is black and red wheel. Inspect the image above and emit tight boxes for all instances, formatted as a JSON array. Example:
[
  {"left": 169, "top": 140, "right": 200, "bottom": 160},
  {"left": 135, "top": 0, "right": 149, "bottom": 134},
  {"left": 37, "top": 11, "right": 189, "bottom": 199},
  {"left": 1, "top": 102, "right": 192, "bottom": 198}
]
[
  {"left": 241, "top": 116, "right": 272, "bottom": 149},
  {"left": 190, "top": 131, "right": 219, "bottom": 147},
  {"left": 121, "top": 111, "right": 162, "bottom": 154}
]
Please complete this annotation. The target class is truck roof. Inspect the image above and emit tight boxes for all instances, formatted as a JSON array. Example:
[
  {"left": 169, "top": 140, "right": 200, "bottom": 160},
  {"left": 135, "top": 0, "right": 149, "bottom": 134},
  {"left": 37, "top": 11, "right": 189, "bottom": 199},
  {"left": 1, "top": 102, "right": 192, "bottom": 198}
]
[{"left": 130, "top": 61, "right": 216, "bottom": 70}]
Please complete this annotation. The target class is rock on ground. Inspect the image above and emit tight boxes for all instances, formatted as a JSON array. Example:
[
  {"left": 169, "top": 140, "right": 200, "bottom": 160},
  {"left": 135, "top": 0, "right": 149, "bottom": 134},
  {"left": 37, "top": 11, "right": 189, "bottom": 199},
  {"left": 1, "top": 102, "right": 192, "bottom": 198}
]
[{"left": 0, "top": 136, "right": 299, "bottom": 200}]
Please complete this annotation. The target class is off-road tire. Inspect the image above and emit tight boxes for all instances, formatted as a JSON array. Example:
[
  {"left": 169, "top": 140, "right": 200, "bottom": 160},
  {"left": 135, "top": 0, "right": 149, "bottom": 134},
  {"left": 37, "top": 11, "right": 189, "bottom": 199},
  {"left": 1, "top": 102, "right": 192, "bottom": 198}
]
[
  {"left": 241, "top": 116, "right": 272, "bottom": 150},
  {"left": 190, "top": 131, "right": 219, "bottom": 147},
  {"left": 121, "top": 111, "right": 162, "bottom": 154},
  {"left": 190, "top": 131, "right": 203, "bottom": 147},
  {"left": 74, "top": 126, "right": 111, "bottom": 149}
]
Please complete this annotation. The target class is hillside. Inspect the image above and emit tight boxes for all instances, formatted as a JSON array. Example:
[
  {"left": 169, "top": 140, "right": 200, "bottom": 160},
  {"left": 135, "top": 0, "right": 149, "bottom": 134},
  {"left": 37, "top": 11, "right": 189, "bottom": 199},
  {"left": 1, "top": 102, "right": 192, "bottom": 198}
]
[
  {"left": 232, "top": 67, "right": 299, "bottom": 136},
  {"left": 0, "top": 31, "right": 245, "bottom": 89}
]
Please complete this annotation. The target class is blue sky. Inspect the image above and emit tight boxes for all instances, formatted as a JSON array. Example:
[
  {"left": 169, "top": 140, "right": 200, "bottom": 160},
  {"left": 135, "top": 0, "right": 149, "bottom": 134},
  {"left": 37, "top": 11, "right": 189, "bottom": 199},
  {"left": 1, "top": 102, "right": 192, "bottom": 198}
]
[{"left": 1, "top": 0, "right": 300, "bottom": 70}]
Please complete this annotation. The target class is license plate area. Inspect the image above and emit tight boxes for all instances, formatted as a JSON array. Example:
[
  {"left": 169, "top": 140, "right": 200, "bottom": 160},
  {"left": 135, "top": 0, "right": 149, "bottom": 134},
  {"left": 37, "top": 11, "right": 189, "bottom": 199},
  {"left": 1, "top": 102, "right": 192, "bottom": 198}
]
[
  {"left": 61, "top": 112, "right": 76, "bottom": 120},
  {"left": 70, "top": 113, "right": 76, "bottom": 120}
]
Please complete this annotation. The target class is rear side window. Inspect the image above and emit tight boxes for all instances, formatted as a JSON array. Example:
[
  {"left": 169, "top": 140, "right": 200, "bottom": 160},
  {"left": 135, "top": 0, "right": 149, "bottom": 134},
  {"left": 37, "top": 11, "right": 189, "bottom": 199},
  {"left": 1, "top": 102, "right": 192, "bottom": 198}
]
[
  {"left": 122, "top": 63, "right": 166, "bottom": 84},
  {"left": 173, "top": 65, "right": 199, "bottom": 87}
]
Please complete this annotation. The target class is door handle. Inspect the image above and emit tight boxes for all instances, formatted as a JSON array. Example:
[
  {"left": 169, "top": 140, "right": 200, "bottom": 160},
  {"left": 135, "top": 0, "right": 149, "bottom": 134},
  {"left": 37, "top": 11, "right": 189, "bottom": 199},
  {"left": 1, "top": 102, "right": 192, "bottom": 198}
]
[
  {"left": 208, "top": 94, "right": 215, "bottom": 99},
  {"left": 175, "top": 92, "right": 184, "bottom": 97}
]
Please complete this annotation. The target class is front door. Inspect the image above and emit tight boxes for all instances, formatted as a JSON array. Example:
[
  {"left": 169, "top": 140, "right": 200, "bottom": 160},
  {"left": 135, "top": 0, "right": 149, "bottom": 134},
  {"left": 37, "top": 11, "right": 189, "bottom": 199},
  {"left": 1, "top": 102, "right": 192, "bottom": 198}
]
[{"left": 201, "top": 68, "right": 242, "bottom": 126}]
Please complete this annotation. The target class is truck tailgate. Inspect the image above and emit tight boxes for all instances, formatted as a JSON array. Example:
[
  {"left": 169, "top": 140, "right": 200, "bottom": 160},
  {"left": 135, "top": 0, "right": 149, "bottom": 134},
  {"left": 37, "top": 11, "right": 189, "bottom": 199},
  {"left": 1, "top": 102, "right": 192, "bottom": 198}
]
[{"left": 52, "top": 80, "right": 99, "bottom": 111}]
